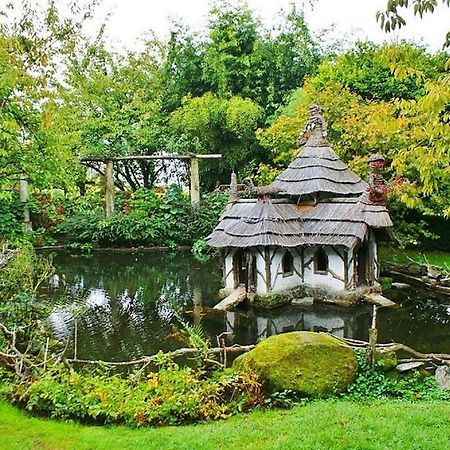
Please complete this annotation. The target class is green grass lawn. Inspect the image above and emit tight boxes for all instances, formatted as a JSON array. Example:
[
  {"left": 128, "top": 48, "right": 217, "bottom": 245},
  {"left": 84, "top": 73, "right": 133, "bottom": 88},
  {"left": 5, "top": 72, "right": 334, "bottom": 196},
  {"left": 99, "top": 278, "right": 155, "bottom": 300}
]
[
  {"left": 1, "top": 399, "right": 449, "bottom": 450},
  {"left": 380, "top": 246, "right": 450, "bottom": 269}
]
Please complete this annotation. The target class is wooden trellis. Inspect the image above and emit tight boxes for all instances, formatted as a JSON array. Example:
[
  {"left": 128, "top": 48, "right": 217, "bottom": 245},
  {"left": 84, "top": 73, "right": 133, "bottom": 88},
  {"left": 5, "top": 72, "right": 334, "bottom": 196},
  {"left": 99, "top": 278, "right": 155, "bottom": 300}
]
[{"left": 81, "top": 154, "right": 222, "bottom": 216}]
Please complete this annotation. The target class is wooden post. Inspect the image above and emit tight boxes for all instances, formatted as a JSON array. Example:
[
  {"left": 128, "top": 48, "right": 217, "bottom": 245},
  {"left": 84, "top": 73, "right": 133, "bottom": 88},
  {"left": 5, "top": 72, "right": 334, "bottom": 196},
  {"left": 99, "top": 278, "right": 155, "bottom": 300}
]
[
  {"left": 190, "top": 157, "right": 200, "bottom": 206},
  {"left": 367, "top": 305, "right": 378, "bottom": 368},
  {"left": 105, "top": 160, "right": 115, "bottom": 217},
  {"left": 19, "top": 174, "right": 32, "bottom": 234},
  {"left": 193, "top": 287, "right": 202, "bottom": 326},
  {"left": 264, "top": 247, "right": 272, "bottom": 293},
  {"left": 229, "top": 171, "right": 238, "bottom": 202}
]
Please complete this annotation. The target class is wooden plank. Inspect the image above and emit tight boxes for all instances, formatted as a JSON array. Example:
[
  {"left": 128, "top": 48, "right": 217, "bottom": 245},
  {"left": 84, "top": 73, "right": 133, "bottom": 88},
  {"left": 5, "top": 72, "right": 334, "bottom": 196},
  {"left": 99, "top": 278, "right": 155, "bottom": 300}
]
[
  {"left": 364, "top": 293, "right": 397, "bottom": 308},
  {"left": 214, "top": 284, "right": 247, "bottom": 311}
]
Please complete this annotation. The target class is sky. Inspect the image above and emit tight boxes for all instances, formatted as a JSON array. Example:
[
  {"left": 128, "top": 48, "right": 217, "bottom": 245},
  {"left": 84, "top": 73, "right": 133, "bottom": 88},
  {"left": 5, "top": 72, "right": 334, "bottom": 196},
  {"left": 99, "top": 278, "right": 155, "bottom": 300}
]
[{"left": 78, "top": 0, "right": 450, "bottom": 52}]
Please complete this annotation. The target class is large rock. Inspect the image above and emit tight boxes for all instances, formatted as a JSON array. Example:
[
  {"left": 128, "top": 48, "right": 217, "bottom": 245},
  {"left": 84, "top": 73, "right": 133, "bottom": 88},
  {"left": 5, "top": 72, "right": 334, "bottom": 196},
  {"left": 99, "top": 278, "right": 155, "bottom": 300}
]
[
  {"left": 233, "top": 331, "right": 357, "bottom": 397},
  {"left": 435, "top": 366, "right": 450, "bottom": 390}
]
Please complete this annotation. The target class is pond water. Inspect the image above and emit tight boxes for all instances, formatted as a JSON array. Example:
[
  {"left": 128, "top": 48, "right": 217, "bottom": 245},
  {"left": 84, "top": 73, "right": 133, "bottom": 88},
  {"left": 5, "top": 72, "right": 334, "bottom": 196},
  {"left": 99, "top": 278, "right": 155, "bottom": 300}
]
[{"left": 43, "top": 251, "right": 450, "bottom": 362}]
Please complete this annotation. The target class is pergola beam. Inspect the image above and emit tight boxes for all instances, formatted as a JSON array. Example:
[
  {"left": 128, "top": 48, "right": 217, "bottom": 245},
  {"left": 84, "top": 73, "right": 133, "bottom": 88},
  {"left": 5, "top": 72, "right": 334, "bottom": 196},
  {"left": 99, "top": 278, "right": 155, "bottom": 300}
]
[
  {"left": 81, "top": 154, "right": 222, "bottom": 162},
  {"left": 80, "top": 153, "right": 221, "bottom": 215}
]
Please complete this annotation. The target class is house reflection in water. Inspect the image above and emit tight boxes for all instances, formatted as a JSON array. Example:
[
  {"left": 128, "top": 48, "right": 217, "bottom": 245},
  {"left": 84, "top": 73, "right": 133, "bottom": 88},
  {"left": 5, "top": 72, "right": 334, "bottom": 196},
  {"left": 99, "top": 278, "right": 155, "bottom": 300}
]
[{"left": 198, "top": 304, "right": 372, "bottom": 347}]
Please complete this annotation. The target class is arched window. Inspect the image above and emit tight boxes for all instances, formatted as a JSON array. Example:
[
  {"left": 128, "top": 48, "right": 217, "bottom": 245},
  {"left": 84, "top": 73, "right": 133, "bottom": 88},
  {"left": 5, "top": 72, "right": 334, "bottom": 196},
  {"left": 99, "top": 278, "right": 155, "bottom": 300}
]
[
  {"left": 314, "top": 248, "right": 328, "bottom": 274},
  {"left": 282, "top": 250, "right": 294, "bottom": 277}
]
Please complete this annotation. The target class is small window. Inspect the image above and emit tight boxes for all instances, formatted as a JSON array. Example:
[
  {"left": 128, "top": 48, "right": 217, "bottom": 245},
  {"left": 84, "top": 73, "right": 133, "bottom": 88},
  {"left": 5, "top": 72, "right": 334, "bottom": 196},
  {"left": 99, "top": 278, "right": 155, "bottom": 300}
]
[
  {"left": 282, "top": 250, "right": 294, "bottom": 277},
  {"left": 314, "top": 248, "right": 328, "bottom": 274}
]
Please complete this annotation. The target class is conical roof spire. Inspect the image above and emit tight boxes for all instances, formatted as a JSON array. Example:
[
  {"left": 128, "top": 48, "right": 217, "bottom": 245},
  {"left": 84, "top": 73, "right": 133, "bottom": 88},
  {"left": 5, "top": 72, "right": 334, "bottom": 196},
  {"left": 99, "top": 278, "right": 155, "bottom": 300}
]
[{"left": 271, "top": 104, "right": 367, "bottom": 199}]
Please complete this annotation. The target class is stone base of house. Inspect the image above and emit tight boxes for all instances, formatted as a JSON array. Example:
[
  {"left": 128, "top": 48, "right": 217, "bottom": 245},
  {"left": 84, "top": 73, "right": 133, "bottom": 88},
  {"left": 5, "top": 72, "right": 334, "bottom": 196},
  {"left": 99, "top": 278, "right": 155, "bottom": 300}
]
[
  {"left": 246, "top": 283, "right": 385, "bottom": 309},
  {"left": 218, "top": 282, "right": 392, "bottom": 310}
]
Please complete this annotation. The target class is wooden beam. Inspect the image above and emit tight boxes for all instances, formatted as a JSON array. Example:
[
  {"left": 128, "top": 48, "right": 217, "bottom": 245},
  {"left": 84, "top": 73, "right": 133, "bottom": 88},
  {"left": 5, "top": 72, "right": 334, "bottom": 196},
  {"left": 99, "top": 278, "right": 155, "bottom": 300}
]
[
  {"left": 264, "top": 247, "right": 272, "bottom": 294},
  {"left": 105, "top": 160, "right": 115, "bottom": 217},
  {"left": 343, "top": 249, "right": 349, "bottom": 289},
  {"left": 81, "top": 154, "right": 222, "bottom": 162}
]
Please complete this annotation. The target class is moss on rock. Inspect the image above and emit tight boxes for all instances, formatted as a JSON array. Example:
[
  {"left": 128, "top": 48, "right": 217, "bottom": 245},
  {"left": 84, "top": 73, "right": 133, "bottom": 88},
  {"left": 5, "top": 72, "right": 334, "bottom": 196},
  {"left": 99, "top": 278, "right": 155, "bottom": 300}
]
[
  {"left": 252, "top": 292, "right": 291, "bottom": 309},
  {"left": 233, "top": 331, "right": 357, "bottom": 397},
  {"left": 375, "top": 349, "right": 398, "bottom": 372}
]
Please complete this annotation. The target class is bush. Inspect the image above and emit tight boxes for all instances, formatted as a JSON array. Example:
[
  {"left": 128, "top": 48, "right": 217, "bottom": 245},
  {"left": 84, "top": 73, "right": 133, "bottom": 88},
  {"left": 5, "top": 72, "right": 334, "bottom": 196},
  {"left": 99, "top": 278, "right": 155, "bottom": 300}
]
[
  {"left": 10, "top": 363, "right": 263, "bottom": 426},
  {"left": 55, "top": 187, "right": 228, "bottom": 248},
  {"left": 345, "top": 350, "right": 450, "bottom": 401},
  {"left": 0, "top": 244, "right": 55, "bottom": 351},
  {"left": 0, "top": 197, "right": 23, "bottom": 239}
]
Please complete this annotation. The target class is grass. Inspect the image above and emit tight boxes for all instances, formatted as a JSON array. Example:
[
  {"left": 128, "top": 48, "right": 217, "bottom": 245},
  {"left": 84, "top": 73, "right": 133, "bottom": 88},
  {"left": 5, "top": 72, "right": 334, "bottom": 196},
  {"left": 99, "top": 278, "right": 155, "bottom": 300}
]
[
  {"left": 1, "top": 399, "right": 449, "bottom": 449},
  {"left": 380, "top": 246, "right": 450, "bottom": 269}
]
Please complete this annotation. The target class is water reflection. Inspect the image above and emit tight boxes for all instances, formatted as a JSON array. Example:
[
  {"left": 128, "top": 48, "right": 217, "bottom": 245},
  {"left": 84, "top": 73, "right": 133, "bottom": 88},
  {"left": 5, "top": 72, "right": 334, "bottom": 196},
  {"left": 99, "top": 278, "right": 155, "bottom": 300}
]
[{"left": 43, "top": 251, "right": 450, "bottom": 361}]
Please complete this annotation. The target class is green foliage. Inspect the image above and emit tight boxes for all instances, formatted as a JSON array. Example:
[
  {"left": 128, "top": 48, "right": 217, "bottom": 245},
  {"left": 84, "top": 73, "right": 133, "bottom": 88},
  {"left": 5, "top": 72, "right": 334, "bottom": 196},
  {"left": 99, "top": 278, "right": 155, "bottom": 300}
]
[
  {"left": 200, "top": 1, "right": 320, "bottom": 115},
  {"left": 346, "top": 350, "right": 450, "bottom": 401},
  {"left": 312, "top": 42, "right": 447, "bottom": 101},
  {"left": 168, "top": 93, "right": 263, "bottom": 188},
  {"left": 55, "top": 187, "right": 227, "bottom": 248},
  {"left": 0, "top": 2, "right": 92, "bottom": 195},
  {"left": 0, "top": 245, "right": 54, "bottom": 349},
  {"left": 192, "top": 239, "right": 212, "bottom": 262},
  {"left": 0, "top": 197, "right": 23, "bottom": 238},
  {"left": 10, "top": 364, "right": 262, "bottom": 426},
  {"left": 377, "top": 0, "right": 450, "bottom": 48}
]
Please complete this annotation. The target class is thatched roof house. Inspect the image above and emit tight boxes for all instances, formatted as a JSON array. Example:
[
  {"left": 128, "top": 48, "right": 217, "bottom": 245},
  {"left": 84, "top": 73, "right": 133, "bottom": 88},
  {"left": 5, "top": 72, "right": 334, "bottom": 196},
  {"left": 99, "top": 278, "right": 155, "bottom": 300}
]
[{"left": 206, "top": 105, "right": 393, "bottom": 297}]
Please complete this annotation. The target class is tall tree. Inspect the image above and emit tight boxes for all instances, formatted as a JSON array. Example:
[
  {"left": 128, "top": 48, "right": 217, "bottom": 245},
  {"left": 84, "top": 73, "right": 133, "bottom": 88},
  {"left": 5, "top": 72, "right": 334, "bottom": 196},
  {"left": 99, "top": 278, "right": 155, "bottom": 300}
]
[
  {"left": 168, "top": 93, "right": 263, "bottom": 189},
  {"left": 377, "top": 0, "right": 450, "bottom": 48},
  {"left": 61, "top": 45, "right": 168, "bottom": 190},
  {"left": 257, "top": 42, "right": 450, "bottom": 220},
  {"left": 0, "top": 1, "right": 98, "bottom": 196}
]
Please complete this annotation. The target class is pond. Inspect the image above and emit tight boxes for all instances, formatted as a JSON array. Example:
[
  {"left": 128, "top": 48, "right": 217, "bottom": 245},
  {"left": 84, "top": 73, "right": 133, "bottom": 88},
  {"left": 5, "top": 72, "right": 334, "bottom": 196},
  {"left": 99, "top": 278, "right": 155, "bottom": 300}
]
[{"left": 43, "top": 251, "right": 450, "bottom": 362}]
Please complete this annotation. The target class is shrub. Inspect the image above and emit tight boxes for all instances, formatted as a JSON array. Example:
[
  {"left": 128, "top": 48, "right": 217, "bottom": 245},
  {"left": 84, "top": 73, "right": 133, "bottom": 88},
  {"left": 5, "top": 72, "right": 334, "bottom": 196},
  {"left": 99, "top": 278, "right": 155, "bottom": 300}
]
[
  {"left": 10, "top": 363, "right": 263, "bottom": 426},
  {"left": 345, "top": 350, "right": 450, "bottom": 401},
  {"left": 0, "top": 245, "right": 55, "bottom": 351},
  {"left": 55, "top": 187, "right": 228, "bottom": 248},
  {"left": 0, "top": 197, "right": 23, "bottom": 239}
]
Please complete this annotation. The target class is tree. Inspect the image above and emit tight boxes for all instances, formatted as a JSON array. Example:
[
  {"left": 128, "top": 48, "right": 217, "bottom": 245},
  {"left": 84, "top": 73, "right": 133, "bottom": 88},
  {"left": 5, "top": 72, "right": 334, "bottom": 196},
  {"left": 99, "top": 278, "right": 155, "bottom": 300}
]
[
  {"left": 60, "top": 45, "right": 168, "bottom": 190},
  {"left": 202, "top": 1, "right": 260, "bottom": 99},
  {"left": 168, "top": 93, "right": 263, "bottom": 189},
  {"left": 312, "top": 42, "right": 447, "bottom": 101},
  {"left": 202, "top": 1, "right": 320, "bottom": 115},
  {"left": 377, "top": 0, "right": 450, "bottom": 48},
  {"left": 257, "top": 42, "right": 450, "bottom": 221},
  {"left": 158, "top": 22, "right": 207, "bottom": 113},
  {"left": 0, "top": 1, "right": 97, "bottom": 196}
]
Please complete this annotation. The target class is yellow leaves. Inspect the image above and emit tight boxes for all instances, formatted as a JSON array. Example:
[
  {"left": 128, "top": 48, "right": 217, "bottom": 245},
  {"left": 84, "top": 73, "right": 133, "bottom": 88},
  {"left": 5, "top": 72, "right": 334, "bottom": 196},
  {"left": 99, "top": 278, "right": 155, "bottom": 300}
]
[
  {"left": 347, "top": 155, "right": 369, "bottom": 178},
  {"left": 258, "top": 69, "right": 450, "bottom": 215},
  {"left": 418, "top": 75, "right": 450, "bottom": 113},
  {"left": 255, "top": 163, "right": 282, "bottom": 185},
  {"left": 42, "top": 113, "right": 52, "bottom": 129},
  {"left": 392, "top": 65, "right": 426, "bottom": 82}
]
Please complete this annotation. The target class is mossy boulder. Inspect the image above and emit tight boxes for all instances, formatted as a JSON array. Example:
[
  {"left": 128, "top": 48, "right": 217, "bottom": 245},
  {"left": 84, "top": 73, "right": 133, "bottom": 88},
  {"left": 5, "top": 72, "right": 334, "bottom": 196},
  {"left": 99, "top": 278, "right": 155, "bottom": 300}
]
[{"left": 233, "top": 331, "right": 357, "bottom": 397}]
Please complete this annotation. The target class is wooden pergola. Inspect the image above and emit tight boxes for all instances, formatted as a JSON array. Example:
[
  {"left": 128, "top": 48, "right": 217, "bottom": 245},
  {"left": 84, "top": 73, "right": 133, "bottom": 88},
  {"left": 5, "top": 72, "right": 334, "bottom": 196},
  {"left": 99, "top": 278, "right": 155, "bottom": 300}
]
[{"left": 81, "top": 153, "right": 222, "bottom": 216}]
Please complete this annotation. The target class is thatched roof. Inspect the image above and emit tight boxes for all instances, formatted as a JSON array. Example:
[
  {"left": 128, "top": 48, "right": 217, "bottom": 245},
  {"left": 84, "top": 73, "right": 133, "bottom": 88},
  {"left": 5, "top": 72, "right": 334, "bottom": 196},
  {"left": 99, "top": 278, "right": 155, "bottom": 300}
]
[
  {"left": 271, "top": 126, "right": 367, "bottom": 198},
  {"left": 206, "top": 195, "right": 391, "bottom": 249}
]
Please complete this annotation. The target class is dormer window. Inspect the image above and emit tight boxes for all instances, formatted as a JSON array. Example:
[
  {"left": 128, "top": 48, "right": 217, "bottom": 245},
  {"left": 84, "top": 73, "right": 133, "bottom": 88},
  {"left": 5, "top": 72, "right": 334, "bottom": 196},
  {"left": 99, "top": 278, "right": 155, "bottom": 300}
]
[
  {"left": 282, "top": 250, "right": 294, "bottom": 277},
  {"left": 314, "top": 248, "right": 328, "bottom": 274}
]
